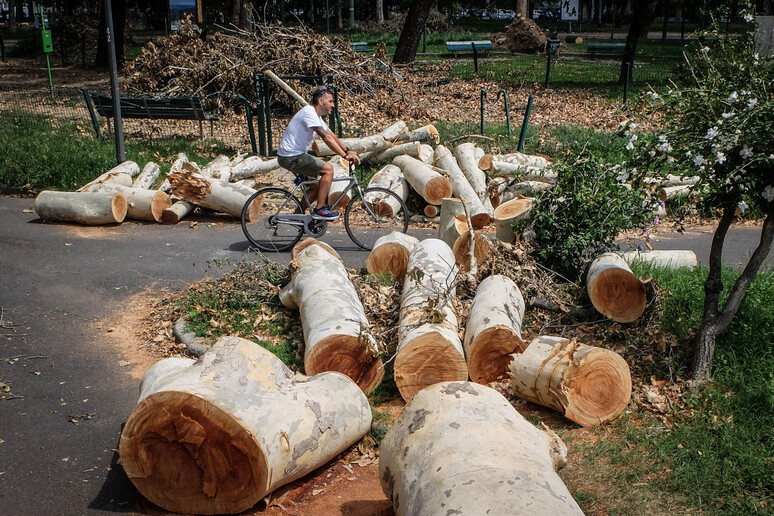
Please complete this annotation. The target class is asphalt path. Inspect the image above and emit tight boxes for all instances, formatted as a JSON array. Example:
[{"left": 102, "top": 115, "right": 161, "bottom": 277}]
[{"left": 0, "top": 195, "right": 771, "bottom": 515}]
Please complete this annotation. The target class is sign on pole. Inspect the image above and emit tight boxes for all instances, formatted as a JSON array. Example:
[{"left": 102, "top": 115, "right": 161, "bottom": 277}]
[
  {"left": 170, "top": 0, "right": 198, "bottom": 31},
  {"left": 561, "top": 0, "right": 579, "bottom": 21}
]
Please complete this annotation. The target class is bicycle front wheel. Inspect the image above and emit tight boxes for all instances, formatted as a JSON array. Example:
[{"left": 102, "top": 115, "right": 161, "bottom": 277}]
[
  {"left": 344, "top": 187, "right": 409, "bottom": 251},
  {"left": 241, "top": 187, "right": 304, "bottom": 252}
]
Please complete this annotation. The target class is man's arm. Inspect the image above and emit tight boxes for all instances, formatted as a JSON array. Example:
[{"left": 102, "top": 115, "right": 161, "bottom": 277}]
[{"left": 315, "top": 128, "right": 360, "bottom": 164}]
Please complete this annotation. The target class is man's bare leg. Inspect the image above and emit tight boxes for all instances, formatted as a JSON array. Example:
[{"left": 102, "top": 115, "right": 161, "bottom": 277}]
[{"left": 316, "top": 164, "right": 334, "bottom": 209}]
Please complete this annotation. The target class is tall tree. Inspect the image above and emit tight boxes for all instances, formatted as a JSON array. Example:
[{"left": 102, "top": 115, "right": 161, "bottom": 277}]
[
  {"left": 618, "top": 0, "right": 658, "bottom": 84},
  {"left": 376, "top": 0, "right": 384, "bottom": 23},
  {"left": 392, "top": 0, "right": 434, "bottom": 63}
]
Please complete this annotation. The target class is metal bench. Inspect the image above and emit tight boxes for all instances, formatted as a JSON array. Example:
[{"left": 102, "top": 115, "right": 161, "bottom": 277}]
[
  {"left": 81, "top": 89, "right": 218, "bottom": 140},
  {"left": 586, "top": 43, "right": 626, "bottom": 55},
  {"left": 350, "top": 41, "right": 371, "bottom": 53},
  {"left": 445, "top": 40, "right": 493, "bottom": 57}
]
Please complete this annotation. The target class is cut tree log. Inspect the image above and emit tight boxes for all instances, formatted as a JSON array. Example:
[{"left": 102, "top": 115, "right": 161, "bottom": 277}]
[
  {"left": 479, "top": 151, "right": 552, "bottom": 171},
  {"left": 230, "top": 156, "right": 280, "bottom": 181},
  {"left": 486, "top": 160, "right": 558, "bottom": 182},
  {"left": 433, "top": 145, "right": 491, "bottom": 227},
  {"left": 659, "top": 184, "right": 694, "bottom": 202},
  {"left": 279, "top": 241, "right": 384, "bottom": 393},
  {"left": 493, "top": 195, "right": 534, "bottom": 243},
  {"left": 78, "top": 172, "right": 133, "bottom": 193},
  {"left": 587, "top": 252, "right": 647, "bottom": 323},
  {"left": 379, "top": 381, "right": 583, "bottom": 516},
  {"left": 327, "top": 156, "right": 351, "bottom": 207},
  {"left": 158, "top": 153, "right": 189, "bottom": 193},
  {"left": 200, "top": 155, "right": 233, "bottom": 182},
  {"left": 119, "top": 335, "right": 371, "bottom": 515},
  {"left": 463, "top": 275, "right": 526, "bottom": 383},
  {"left": 499, "top": 180, "right": 554, "bottom": 203},
  {"left": 452, "top": 230, "right": 491, "bottom": 270},
  {"left": 438, "top": 197, "right": 470, "bottom": 249},
  {"left": 361, "top": 141, "right": 421, "bottom": 165},
  {"left": 664, "top": 174, "right": 700, "bottom": 186},
  {"left": 162, "top": 200, "right": 196, "bottom": 225},
  {"left": 93, "top": 184, "right": 172, "bottom": 222},
  {"left": 395, "top": 124, "right": 440, "bottom": 144},
  {"left": 394, "top": 239, "right": 468, "bottom": 402},
  {"left": 453, "top": 143, "right": 488, "bottom": 200},
  {"left": 168, "top": 172, "right": 260, "bottom": 220},
  {"left": 366, "top": 232, "right": 419, "bottom": 279},
  {"left": 77, "top": 161, "right": 140, "bottom": 192},
  {"left": 290, "top": 238, "right": 342, "bottom": 262},
  {"left": 620, "top": 249, "right": 698, "bottom": 269},
  {"left": 418, "top": 143, "right": 434, "bottom": 164},
  {"left": 312, "top": 122, "right": 407, "bottom": 157},
  {"left": 34, "top": 190, "right": 127, "bottom": 225},
  {"left": 509, "top": 335, "right": 632, "bottom": 426},
  {"left": 365, "top": 164, "right": 408, "bottom": 218},
  {"left": 487, "top": 176, "right": 509, "bottom": 208},
  {"left": 264, "top": 69, "right": 309, "bottom": 107},
  {"left": 132, "top": 162, "right": 161, "bottom": 190},
  {"left": 423, "top": 204, "right": 439, "bottom": 217},
  {"left": 393, "top": 155, "right": 452, "bottom": 205}
]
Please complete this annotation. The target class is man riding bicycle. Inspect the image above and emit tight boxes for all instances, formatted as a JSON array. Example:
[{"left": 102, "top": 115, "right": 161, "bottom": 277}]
[{"left": 277, "top": 85, "right": 360, "bottom": 221}]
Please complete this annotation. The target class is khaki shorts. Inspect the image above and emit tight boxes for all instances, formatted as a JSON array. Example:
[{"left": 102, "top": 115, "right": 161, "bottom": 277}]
[{"left": 278, "top": 153, "right": 325, "bottom": 178}]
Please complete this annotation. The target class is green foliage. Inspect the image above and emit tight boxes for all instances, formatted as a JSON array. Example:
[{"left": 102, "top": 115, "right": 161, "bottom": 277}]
[
  {"left": 529, "top": 149, "right": 658, "bottom": 279},
  {"left": 633, "top": 5, "right": 774, "bottom": 218},
  {"left": 0, "top": 111, "right": 234, "bottom": 192}
]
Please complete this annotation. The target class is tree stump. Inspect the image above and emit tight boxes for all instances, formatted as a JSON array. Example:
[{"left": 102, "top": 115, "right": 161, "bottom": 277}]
[
  {"left": 34, "top": 191, "right": 127, "bottom": 225},
  {"left": 464, "top": 275, "right": 526, "bottom": 383},
  {"left": 587, "top": 252, "right": 647, "bottom": 323},
  {"left": 366, "top": 232, "right": 420, "bottom": 279},
  {"left": 327, "top": 156, "right": 351, "bottom": 207},
  {"left": 394, "top": 239, "right": 468, "bottom": 402},
  {"left": 493, "top": 195, "right": 534, "bottom": 243},
  {"left": 279, "top": 242, "right": 384, "bottom": 393},
  {"left": 509, "top": 335, "right": 632, "bottom": 426},
  {"left": 379, "top": 381, "right": 583, "bottom": 516},
  {"left": 119, "top": 336, "right": 372, "bottom": 515}
]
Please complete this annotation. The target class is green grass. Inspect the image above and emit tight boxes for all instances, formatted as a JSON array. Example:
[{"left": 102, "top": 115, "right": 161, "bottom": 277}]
[{"left": 0, "top": 110, "right": 234, "bottom": 192}]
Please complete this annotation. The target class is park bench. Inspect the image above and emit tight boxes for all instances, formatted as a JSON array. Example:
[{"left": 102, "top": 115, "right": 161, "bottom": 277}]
[
  {"left": 81, "top": 89, "right": 218, "bottom": 140},
  {"left": 445, "top": 40, "right": 493, "bottom": 58},
  {"left": 349, "top": 41, "right": 372, "bottom": 53},
  {"left": 586, "top": 42, "right": 626, "bottom": 55}
]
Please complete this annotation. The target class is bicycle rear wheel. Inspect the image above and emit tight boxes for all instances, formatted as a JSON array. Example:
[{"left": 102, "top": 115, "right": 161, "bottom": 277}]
[
  {"left": 344, "top": 187, "right": 409, "bottom": 251},
  {"left": 241, "top": 188, "right": 304, "bottom": 252}
]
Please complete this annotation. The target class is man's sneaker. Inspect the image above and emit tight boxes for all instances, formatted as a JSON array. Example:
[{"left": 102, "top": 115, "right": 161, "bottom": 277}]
[{"left": 312, "top": 206, "right": 339, "bottom": 221}]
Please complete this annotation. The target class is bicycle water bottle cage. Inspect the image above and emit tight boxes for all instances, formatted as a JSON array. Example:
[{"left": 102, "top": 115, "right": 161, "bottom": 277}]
[{"left": 293, "top": 175, "right": 304, "bottom": 185}]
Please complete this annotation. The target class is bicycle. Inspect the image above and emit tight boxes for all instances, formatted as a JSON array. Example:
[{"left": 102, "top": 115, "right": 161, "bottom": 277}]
[{"left": 241, "top": 161, "right": 409, "bottom": 252}]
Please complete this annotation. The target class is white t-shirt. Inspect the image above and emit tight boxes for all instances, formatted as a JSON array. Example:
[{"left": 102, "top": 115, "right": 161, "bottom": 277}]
[{"left": 277, "top": 105, "right": 328, "bottom": 157}]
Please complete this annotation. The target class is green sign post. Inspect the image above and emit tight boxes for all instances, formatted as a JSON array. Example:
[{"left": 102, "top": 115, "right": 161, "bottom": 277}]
[{"left": 39, "top": 7, "right": 54, "bottom": 98}]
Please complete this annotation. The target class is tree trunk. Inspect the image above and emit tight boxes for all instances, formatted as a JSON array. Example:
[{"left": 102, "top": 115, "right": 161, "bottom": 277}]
[
  {"left": 366, "top": 232, "right": 420, "bottom": 279},
  {"left": 587, "top": 252, "right": 647, "bottom": 323},
  {"left": 453, "top": 143, "right": 489, "bottom": 200},
  {"left": 168, "top": 172, "right": 260, "bottom": 220},
  {"left": 659, "top": 184, "right": 694, "bottom": 202},
  {"left": 392, "top": 155, "right": 452, "bottom": 205},
  {"left": 499, "top": 180, "right": 554, "bottom": 203},
  {"left": 620, "top": 250, "right": 697, "bottom": 269},
  {"left": 78, "top": 161, "right": 139, "bottom": 191},
  {"left": 395, "top": 239, "right": 468, "bottom": 402},
  {"left": 493, "top": 195, "right": 534, "bottom": 243},
  {"left": 691, "top": 207, "right": 774, "bottom": 380},
  {"left": 479, "top": 152, "right": 552, "bottom": 171},
  {"left": 376, "top": 0, "right": 384, "bottom": 23},
  {"left": 132, "top": 162, "right": 161, "bottom": 190},
  {"left": 119, "top": 335, "right": 372, "bottom": 515},
  {"left": 327, "top": 156, "right": 352, "bottom": 207},
  {"left": 279, "top": 241, "right": 384, "bottom": 392},
  {"left": 452, "top": 230, "right": 491, "bottom": 270},
  {"left": 509, "top": 335, "right": 632, "bottom": 426},
  {"left": 395, "top": 124, "right": 440, "bottom": 144},
  {"left": 230, "top": 157, "right": 280, "bottom": 181},
  {"left": 433, "top": 145, "right": 491, "bottom": 227},
  {"left": 464, "top": 275, "right": 526, "bottom": 383},
  {"left": 486, "top": 161, "right": 557, "bottom": 182},
  {"left": 379, "top": 381, "right": 583, "bottom": 516},
  {"left": 393, "top": 0, "right": 435, "bottom": 63},
  {"left": 161, "top": 200, "right": 196, "bottom": 224},
  {"left": 619, "top": 0, "right": 658, "bottom": 85},
  {"left": 438, "top": 197, "right": 470, "bottom": 249},
  {"left": 34, "top": 191, "right": 127, "bottom": 225},
  {"left": 93, "top": 184, "right": 172, "bottom": 222},
  {"left": 312, "top": 122, "right": 407, "bottom": 156},
  {"left": 362, "top": 142, "right": 421, "bottom": 165},
  {"left": 366, "top": 164, "right": 409, "bottom": 218},
  {"left": 418, "top": 143, "right": 435, "bottom": 164}
]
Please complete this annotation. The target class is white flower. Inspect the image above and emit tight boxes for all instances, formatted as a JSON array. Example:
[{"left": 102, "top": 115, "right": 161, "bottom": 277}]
[
  {"left": 728, "top": 91, "right": 739, "bottom": 102},
  {"left": 748, "top": 98, "right": 758, "bottom": 109},
  {"left": 629, "top": 123, "right": 638, "bottom": 130},
  {"left": 740, "top": 146, "right": 754, "bottom": 159},
  {"left": 700, "top": 46, "right": 711, "bottom": 54},
  {"left": 706, "top": 126, "right": 720, "bottom": 140},
  {"left": 694, "top": 155, "right": 707, "bottom": 167},
  {"left": 658, "top": 135, "right": 668, "bottom": 142},
  {"left": 616, "top": 170, "right": 630, "bottom": 182},
  {"left": 722, "top": 111, "right": 735, "bottom": 119},
  {"left": 744, "top": 12, "right": 754, "bottom": 23},
  {"left": 762, "top": 185, "right": 774, "bottom": 202},
  {"left": 629, "top": 134, "right": 638, "bottom": 142},
  {"left": 716, "top": 152, "right": 727, "bottom": 164},
  {"left": 737, "top": 201, "right": 748, "bottom": 214},
  {"left": 647, "top": 91, "right": 660, "bottom": 99},
  {"left": 657, "top": 142, "right": 673, "bottom": 153},
  {"left": 626, "top": 141, "right": 635, "bottom": 151}
]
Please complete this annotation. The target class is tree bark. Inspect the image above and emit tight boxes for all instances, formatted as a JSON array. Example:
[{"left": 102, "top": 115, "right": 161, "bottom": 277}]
[
  {"left": 692, "top": 207, "right": 774, "bottom": 380},
  {"left": 34, "top": 191, "right": 127, "bottom": 225},
  {"left": 499, "top": 180, "right": 554, "bottom": 203},
  {"left": 93, "top": 184, "right": 172, "bottom": 222},
  {"left": 379, "top": 381, "right": 583, "bottom": 516},
  {"left": 620, "top": 250, "right": 697, "bottom": 269},
  {"left": 362, "top": 142, "right": 421, "bottom": 165},
  {"left": 365, "top": 165, "right": 409, "bottom": 218},
  {"left": 433, "top": 145, "right": 491, "bottom": 227},
  {"left": 438, "top": 197, "right": 470, "bottom": 249},
  {"left": 619, "top": 0, "right": 658, "bottom": 85},
  {"left": 509, "top": 335, "right": 632, "bottom": 426},
  {"left": 312, "top": 122, "right": 407, "bottom": 156},
  {"left": 168, "top": 172, "right": 260, "bottom": 220},
  {"left": 418, "top": 143, "right": 435, "bottom": 164},
  {"left": 280, "top": 241, "right": 384, "bottom": 392},
  {"left": 463, "top": 275, "right": 526, "bottom": 383},
  {"left": 393, "top": 0, "right": 435, "bottom": 63},
  {"left": 453, "top": 143, "right": 489, "bottom": 199},
  {"left": 78, "top": 161, "right": 139, "bottom": 192},
  {"left": 395, "top": 239, "right": 468, "bottom": 402},
  {"left": 479, "top": 152, "right": 552, "bottom": 171},
  {"left": 230, "top": 157, "right": 280, "bottom": 181},
  {"left": 587, "top": 252, "right": 647, "bottom": 323},
  {"left": 395, "top": 124, "right": 440, "bottom": 144},
  {"left": 132, "top": 162, "right": 161, "bottom": 190},
  {"left": 493, "top": 195, "right": 534, "bottom": 243},
  {"left": 393, "top": 155, "right": 452, "bottom": 205},
  {"left": 119, "top": 335, "right": 372, "bottom": 515},
  {"left": 366, "top": 232, "right": 420, "bottom": 279}
]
